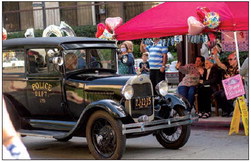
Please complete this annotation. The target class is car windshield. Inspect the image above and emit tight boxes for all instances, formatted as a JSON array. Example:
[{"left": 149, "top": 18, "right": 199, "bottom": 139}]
[{"left": 63, "top": 48, "right": 117, "bottom": 72}]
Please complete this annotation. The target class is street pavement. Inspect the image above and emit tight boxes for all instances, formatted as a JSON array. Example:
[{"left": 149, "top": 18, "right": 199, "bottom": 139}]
[
  {"left": 18, "top": 103, "right": 249, "bottom": 160},
  {"left": 21, "top": 127, "right": 248, "bottom": 160}
]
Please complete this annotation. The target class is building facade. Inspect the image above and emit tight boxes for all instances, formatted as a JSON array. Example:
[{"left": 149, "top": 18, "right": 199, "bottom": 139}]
[{"left": 3, "top": 2, "right": 158, "bottom": 32}]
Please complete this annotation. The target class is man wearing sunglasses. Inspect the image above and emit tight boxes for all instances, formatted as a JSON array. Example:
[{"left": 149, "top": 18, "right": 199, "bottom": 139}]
[{"left": 211, "top": 46, "right": 239, "bottom": 117}]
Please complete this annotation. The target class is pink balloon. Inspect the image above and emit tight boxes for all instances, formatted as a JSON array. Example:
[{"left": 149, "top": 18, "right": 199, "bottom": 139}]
[
  {"left": 105, "top": 17, "right": 123, "bottom": 32},
  {"left": 187, "top": 16, "right": 205, "bottom": 35}
]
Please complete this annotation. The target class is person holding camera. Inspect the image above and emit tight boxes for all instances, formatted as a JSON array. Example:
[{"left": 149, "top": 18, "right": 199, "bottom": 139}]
[{"left": 118, "top": 41, "right": 135, "bottom": 75}]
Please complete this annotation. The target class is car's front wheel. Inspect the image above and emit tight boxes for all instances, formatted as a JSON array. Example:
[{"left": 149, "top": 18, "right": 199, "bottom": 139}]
[
  {"left": 86, "top": 110, "right": 126, "bottom": 160},
  {"left": 155, "top": 106, "right": 191, "bottom": 149}
]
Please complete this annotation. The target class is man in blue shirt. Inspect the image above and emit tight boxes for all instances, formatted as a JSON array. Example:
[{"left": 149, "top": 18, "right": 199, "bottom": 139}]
[{"left": 140, "top": 38, "right": 168, "bottom": 93}]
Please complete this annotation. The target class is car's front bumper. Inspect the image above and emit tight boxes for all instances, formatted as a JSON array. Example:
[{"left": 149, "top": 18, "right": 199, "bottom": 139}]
[{"left": 122, "top": 114, "right": 198, "bottom": 134}]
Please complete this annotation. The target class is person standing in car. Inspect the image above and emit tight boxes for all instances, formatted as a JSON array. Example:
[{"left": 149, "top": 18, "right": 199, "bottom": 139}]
[{"left": 118, "top": 41, "right": 135, "bottom": 75}]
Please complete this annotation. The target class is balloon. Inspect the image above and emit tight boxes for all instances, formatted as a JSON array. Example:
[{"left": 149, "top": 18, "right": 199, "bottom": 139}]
[
  {"left": 98, "top": 29, "right": 114, "bottom": 40},
  {"left": 105, "top": 17, "right": 123, "bottom": 32},
  {"left": 203, "top": 12, "right": 220, "bottom": 29},
  {"left": 95, "top": 23, "right": 106, "bottom": 38},
  {"left": 25, "top": 28, "right": 35, "bottom": 38},
  {"left": 60, "top": 21, "right": 76, "bottom": 37},
  {"left": 196, "top": 7, "right": 210, "bottom": 21},
  {"left": 43, "top": 25, "right": 63, "bottom": 37},
  {"left": 3, "top": 28, "right": 7, "bottom": 40},
  {"left": 187, "top": 16, "right": 205, "bottom": 35}
]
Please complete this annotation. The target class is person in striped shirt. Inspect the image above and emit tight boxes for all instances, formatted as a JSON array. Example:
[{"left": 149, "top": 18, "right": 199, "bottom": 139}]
[{"left": 140, "top": 38, "right": 168, "bottom": 93}]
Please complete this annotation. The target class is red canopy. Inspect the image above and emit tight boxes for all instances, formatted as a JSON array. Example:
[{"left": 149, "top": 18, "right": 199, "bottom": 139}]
[{"left": 115, "top": 2, "right": 248, "bottom": 40}]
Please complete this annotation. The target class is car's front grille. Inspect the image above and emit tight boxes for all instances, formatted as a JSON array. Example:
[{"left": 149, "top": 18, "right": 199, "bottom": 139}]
[
  {"left": 132, "top": 83, "right": 152, "bottom": 98},
  {"left": 131, "top": 83, "right": 153, "bottom": 118}
]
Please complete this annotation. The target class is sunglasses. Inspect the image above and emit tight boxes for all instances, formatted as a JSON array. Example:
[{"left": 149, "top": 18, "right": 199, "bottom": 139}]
[{"left": 227, "top": 58, "right": 236, "bottom": 61}]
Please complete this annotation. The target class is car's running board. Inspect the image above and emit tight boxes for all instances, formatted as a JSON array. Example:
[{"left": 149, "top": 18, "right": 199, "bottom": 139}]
[{"left": 19, "top": 129, "right": 66, "bottom": 138}]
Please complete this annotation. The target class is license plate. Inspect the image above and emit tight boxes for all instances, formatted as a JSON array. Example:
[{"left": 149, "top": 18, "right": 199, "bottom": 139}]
[{"left": 135, "top": 97, "right": 152, "bottom": 109}]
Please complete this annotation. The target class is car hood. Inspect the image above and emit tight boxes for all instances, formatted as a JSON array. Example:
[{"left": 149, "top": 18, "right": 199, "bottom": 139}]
[
  {"left": 87, "top": 75, "right": 132, "bottom": 86},
  {"left": 84, "top": 75, "right": 131, "bottom": 92}
]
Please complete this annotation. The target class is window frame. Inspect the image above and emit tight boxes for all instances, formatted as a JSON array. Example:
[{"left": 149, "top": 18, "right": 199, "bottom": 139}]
[
  {"left": 26, "top": 48, "right": 62, "bottom": 77},
  {"left": 3, "top": 48, "right": 26, "bottom": 74}
]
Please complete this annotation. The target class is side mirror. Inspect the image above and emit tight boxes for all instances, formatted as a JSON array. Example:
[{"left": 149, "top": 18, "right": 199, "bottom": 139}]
[
  {"left": 49, "top": 57, "right": 64, "bottom": 66},
  {"left": 121, "top": 55, "right": 128, "bottom": 64}
]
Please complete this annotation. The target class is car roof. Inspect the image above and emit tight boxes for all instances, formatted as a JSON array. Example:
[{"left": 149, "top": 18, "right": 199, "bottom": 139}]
[{"left": 3, "top": 37, "right": 116, "bottom": 50}]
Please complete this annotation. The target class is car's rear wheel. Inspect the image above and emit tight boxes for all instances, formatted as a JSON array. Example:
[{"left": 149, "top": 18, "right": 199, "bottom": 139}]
[
  {"left": 86, "top": 110, "right": 126, "bottom": 160},
  {"left": 155, "top": 106, "right": 191, "bottom": 149}
]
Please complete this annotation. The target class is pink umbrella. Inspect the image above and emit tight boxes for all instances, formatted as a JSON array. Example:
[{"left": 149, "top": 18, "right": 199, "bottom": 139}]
[{"left": 115, "top": 2, "right": 248, "bottom": 40}]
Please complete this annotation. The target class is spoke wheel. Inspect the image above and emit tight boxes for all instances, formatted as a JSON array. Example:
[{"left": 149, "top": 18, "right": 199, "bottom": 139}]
[
  {"left": 86, "top": 110, "right": 126, "bottom": 160},
  {"left": 156, "top": 106, "right": 191, "bottom": 149},
  {"left": 92, "top": 119, "right": 116, "bottom": 157}
]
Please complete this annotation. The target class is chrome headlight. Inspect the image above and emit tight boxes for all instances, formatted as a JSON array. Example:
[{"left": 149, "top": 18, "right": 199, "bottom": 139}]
[
  {"left": 121, "top": 84, "right": 134, "bottom": 100},
  {"left": 155, "top": 80, "right": 169, "bottom": 96}
]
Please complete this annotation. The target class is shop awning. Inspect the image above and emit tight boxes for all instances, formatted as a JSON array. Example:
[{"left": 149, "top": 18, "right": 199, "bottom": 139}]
[{"left": 115, "top": 2, "right": 248, "bottom": 40}]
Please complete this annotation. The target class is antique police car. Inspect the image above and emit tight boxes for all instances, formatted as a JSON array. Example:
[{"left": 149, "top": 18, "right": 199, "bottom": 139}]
[{"left": 3, "top": 37, "right": 197, "bottom": 160}]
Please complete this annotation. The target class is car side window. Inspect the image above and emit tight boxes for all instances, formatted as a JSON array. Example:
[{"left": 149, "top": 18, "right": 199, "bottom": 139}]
[
  {"left": 3, "top": 49, "right": 25, "bottom": 73},
  {"left": 27, "top": 48, "right": 60, "bottom": 75}
]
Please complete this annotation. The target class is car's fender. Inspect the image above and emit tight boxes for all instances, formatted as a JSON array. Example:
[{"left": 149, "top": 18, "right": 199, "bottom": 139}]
[
  {"left": 83, "top": 99, "right": 127, "bottom": 118},
  {"left": 55, "top": 99, "right": 127, "bottom": 140},
  {"left": 154, "top": 93, "right": 191, "bottom": 120},
  {"left": 163, "top": 93, "right": 191, "bottom": 110}
]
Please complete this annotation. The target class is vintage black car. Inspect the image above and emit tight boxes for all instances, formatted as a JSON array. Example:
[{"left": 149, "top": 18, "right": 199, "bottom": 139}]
[{"left": 3, "top": 37, "right": 197, "bottom": 160}]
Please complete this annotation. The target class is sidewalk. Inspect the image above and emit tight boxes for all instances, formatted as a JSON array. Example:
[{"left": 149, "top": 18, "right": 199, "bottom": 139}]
[
  {"left": 192, "top": 116, "right": 234, "bottom": 130},
  {"left": 191, "top": 105, "right": 245, "bottom": 130},
  {"left": 191, "top": 108, "right": 245, "bottom": 130},
  {"left": 168, "top": 86, "right": 244, "bottom": 130}
]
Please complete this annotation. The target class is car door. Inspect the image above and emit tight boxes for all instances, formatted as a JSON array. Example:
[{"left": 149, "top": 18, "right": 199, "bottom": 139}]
[
  {"left": 3, "top": 49, "right": 30, "bottom": 118},
  {"left": 25, "top": 48, "right": 70, "bottom": 120}
]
